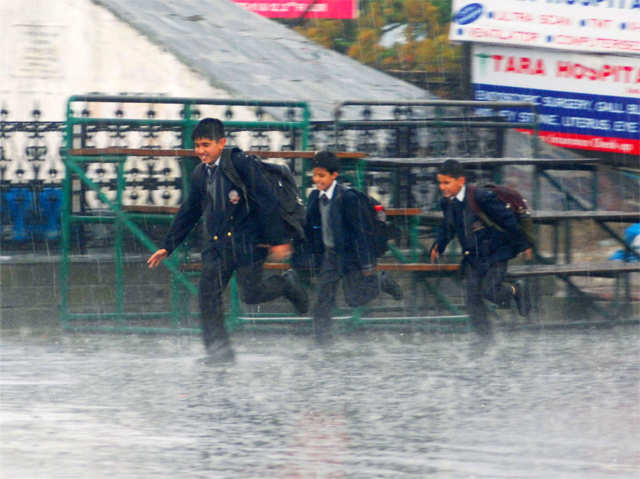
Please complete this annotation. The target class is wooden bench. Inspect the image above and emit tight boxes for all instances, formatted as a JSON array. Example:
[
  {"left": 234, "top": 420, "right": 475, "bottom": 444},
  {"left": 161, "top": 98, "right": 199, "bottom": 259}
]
[
  {"left": 531, "top": 211, "right": 639, "bottom": 263},
  {"left": 375, "top": 261, "right": 639, "bottom": 322},
  {"left": 69, "top": 147, "right": 370, "bottom": 216},
  {"left": 385, "top": 208, "right": 422, "bottom": 217},
  {"left": 418, "top": 210, "right": 640, "bottom": 222},
  {"left": 419, "top": 209, "right": 639, "bottom": 262},
  {"left": 70, "top": 150, "right": 597, "bottom": 168},
  {"left": 507, "top": 261, "right": 640, "bottom": 278},
  {"left": 67, "top": 148, "right": 367, "bottom": 159},
  {"left": 532, "top": 211, "right": 640, "bottom": 223},
  {"left": 182, "top": 260, "right": 640, "bottom": 276},
  {"left": 180, "top": 260, "right": 638, "bottom": 322},
  {"left": 181, "top": 262, "right": 460, "bottom": 273},
  {"left": 121, "top": 205, "right": 179, "bottom": 215},
  {"left": 359, "top": 157, "right": 601, "bottom": 169},
  {"left": 508, "top": 261, "right": 640, "bottom": 320},
  {"left": 121, "top": 205, "right": 422, "bottom": 217}
]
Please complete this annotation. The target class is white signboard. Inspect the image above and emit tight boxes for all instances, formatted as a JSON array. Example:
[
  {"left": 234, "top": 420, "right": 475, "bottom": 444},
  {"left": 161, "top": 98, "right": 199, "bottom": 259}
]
[
  {"left": 451, "top": 0, "right": 640, "bottom": 54},
  {"left": 472, "top": 44, "right": 640, "bottom": 155}
]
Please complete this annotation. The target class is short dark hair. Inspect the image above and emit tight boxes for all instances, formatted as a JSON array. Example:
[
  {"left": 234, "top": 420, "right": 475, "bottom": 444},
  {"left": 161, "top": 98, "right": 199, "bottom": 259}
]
[
  {"left": 191, "top": 118, "right": 225, "bottom": 141},
  {"left": 438, "top": 159, "right": 466, "bottom": 178},
  {"left": 312, "top": 150, "right": 340, "bottom": 173}
]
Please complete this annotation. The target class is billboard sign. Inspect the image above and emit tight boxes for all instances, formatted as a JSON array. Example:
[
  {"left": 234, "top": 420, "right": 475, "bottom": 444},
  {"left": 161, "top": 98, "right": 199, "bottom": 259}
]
[
  {"left": 450, "top": 0, "right": 640, "bottom": 54},
  {"left": 472, "top": 44, "right": 640, "bottom": 155},
  {"left": 232, "top": 0, "right": 358, "bottom": 19}
]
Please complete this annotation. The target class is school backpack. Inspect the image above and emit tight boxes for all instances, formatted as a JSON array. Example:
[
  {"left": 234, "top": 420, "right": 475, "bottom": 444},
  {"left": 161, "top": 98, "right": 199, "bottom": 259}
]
[
  {"left": 346, "top": 187, "right": 389, "bottom": 258},
  {"left": 219, "top": 147, "right": 306, "bottom": 241},
  {"left": 467, "top": 184, "right": 535, "bottom": 251}
]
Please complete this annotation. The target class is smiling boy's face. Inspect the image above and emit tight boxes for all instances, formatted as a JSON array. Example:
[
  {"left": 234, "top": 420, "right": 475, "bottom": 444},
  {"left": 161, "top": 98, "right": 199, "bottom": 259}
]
[
  {"left": 312, "top": 167, "right": 338, "bottom": 192},
  {"left": 437, "top": 173, "right": 465, "bottom": 199},
  {"left": 194, "top": 137, "right": 226, "bottom": 165}
]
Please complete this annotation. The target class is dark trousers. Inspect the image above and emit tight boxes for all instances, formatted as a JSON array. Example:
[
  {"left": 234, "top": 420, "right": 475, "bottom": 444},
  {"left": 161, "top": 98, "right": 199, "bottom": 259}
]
[
  {"left": 312, "top": 248, "right": 380, "bottom": 338},
  {"left": 463, "top": 259, "right": 514, "bottom": 332},
  {"left": 198, "top": 247, "right": 287, "bottom": 347}
]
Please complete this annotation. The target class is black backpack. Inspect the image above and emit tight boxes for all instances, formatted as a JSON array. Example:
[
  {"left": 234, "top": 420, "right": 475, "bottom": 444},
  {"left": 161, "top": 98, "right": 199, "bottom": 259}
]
[
  {"left": 219, "top": 147, "right": 306, "bottom": 241},
  {"left": 346, "top": 187, "right": 389, "bottom": 258},
  {"left": 467, "top": 184, "right": 535, "bottom": 252}
]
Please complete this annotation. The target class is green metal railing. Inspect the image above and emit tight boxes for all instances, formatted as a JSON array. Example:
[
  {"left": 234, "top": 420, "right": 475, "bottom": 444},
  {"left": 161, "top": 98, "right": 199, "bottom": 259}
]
[
  {"left": 321, "top": 100, "right": 541, "bottom": 325},
  {"left": 337, "top": 100, "right": 538, "bottom": 212},
  {"left": 63, "top": 97, "right": 635, "bottom": 333},
  {"left": 60, "top": 95, "right": 310, "bottom": 333}
]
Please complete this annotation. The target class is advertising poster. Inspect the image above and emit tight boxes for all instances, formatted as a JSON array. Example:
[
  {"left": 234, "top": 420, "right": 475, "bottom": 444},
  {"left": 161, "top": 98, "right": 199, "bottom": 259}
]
[
  {"left": 472, "top": 44, "right": 640, "bottom": 155},
  {"left": 450, "top": 0, "right": 640, "bottom": 55},
  {"left": 232, "top": 0, "right": 358, "bottom": 19}
]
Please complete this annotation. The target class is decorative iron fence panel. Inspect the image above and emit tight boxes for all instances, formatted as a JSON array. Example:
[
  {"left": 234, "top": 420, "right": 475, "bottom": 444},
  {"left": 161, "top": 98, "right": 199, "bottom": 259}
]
[
  {"left": 307, "top": 100, "right": 538, "bottom": 210},
  {"left": 2, "top": 98, "right": 537, "bottom": 251},
  {"left": 0, "top": 100, "right": 307, "bottom": 251},
  {"left": 0, "top": 107, "right": 66, "bottom": 247}
]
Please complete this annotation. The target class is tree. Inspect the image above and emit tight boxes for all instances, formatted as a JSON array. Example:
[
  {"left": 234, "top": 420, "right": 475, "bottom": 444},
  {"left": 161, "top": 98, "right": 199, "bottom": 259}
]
[{"left": 289, "top": 0, "right": 462, "bottom": 86}]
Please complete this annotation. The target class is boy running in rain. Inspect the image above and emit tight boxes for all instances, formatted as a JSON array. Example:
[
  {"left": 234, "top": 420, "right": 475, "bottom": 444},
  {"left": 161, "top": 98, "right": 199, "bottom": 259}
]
[{"left": 148, "top": 118, "right": 308, "bottom": 358}]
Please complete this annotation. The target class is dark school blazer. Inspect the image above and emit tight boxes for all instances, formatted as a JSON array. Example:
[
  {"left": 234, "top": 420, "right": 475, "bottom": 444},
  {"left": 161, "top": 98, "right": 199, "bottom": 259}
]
[
  {"left": 305, "top": 183, "right": 376, "bottom": 274},
  {"left": 163, "top": 148, "right": 285, "bottom": 264},
  {"left": 435, "top": 185, "right": 522, "bottom": 267}
]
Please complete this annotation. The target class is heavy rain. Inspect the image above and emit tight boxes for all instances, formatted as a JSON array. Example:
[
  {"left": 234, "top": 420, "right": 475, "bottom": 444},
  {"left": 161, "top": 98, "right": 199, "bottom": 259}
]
[{"left": 1, "top": 1, "right": 639, "bottom": 478}]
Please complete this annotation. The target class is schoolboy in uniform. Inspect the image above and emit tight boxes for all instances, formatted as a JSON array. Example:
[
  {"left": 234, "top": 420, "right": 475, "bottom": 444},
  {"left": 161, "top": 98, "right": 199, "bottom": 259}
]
[
  {"left": 430, "top": 159, "right": 531, "bottom": 332},
  {"left": 147, "top": 118, "right": 308, "bottom": 358},
  {"left": 305, "top": 151, "right": 403, "bottom": 342}
]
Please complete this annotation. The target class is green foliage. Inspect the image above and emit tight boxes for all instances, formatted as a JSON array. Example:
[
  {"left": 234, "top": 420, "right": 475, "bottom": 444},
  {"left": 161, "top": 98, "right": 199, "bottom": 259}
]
[{"left": 289, "top": 0, "right": 461, "bottom": 74}]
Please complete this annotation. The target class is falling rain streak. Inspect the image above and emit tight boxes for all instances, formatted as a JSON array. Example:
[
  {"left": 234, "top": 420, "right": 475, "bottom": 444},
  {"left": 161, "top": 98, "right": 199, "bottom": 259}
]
[{"left": 1, "top": 329, "right": 638, "bottom": 478}]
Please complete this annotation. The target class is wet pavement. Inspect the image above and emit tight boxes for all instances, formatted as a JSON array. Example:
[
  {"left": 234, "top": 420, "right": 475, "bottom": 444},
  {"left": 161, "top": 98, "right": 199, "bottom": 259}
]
[{"left": 1, "top": 326, "right": 638, "bottom": 478}]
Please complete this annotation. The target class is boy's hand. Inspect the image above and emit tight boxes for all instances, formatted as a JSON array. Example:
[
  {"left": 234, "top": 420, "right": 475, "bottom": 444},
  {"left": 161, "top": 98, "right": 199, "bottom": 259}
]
[
  {"left": 430, "top": 245, "right": 439, "bottom": 263},
  {"left": 523, "top": 247, "right": 533, "bottom": 262},
  {"left": 362, "top": 265, "right": 375, "bottom": 276},
  {"left": 147, "top": 249, "right": 168, "bottom": 269},
  {"left": 268, "top": 244, "right": 292, "bottom": 262}
]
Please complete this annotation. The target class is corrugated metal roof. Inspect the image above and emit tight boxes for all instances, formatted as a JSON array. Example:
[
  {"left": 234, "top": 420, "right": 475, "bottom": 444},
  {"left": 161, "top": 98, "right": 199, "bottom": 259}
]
[{"left": 92, "top": 0, "right": 432, "bottom": 120}]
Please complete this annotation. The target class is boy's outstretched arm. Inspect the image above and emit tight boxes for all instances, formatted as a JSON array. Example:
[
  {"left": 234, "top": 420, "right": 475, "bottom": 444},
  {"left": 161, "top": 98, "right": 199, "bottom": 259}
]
[{"left": 147, "top": 248, "right": 168, "bottom": 269}]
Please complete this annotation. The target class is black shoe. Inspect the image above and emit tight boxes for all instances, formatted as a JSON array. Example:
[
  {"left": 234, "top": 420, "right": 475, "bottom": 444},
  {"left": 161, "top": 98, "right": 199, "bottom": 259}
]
[
  {"left": 380, "top": 272, "right": 403, "bottom": 301},
  {"left": 514, "top": 281, "right": 531, "bottom": 317},
  {"left": 204, "top": 340, "right": 235, "bottom": 362},
  {"left": 284, "top": 269, "right": 309, "bottom": 315}
]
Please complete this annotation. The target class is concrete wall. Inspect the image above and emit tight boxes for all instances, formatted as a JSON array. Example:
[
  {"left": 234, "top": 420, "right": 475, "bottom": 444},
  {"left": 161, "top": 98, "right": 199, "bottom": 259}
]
[
  {"left": 4, "top": 253, "right": 636, "bottom": 333},
  {"left": 0, "top": 255, "right": 184, "bottom": 328},
  {"left": 0, "top": 0, "right": 229, "bottom": 120}
]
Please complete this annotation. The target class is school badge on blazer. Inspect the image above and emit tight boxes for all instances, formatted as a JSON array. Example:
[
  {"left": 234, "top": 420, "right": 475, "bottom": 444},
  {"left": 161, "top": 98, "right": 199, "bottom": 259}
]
[{"left": 228, "top": 190, "right": 240, "bottom": 204}]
